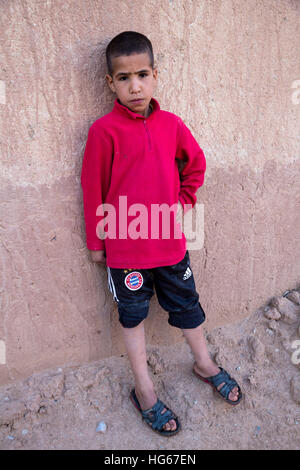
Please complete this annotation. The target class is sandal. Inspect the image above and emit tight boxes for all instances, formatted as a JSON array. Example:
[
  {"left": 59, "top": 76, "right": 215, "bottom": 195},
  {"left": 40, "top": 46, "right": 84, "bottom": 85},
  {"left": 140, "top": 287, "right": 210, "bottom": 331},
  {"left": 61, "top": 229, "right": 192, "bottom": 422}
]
[
  {"left": 130, "top": 389, "right": 181, "bottom": 436},
  {"left": 193, "top": 363, "right": 242, "bottom": 405}
]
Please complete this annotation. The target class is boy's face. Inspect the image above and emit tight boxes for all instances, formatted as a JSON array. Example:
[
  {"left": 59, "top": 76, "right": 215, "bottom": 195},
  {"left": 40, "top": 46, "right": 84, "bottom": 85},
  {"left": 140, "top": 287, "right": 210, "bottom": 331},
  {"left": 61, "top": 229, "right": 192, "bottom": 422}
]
[{"left": 105, "top": 52, "right": 158, "bottom": 118}]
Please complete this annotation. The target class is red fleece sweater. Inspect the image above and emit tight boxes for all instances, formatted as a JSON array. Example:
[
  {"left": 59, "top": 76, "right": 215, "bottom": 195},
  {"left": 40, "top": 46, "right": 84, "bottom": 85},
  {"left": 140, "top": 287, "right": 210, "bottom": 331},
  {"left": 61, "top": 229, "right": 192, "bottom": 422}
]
[{"left": 81, "top": 97, "right": 206, "bottom": 268}]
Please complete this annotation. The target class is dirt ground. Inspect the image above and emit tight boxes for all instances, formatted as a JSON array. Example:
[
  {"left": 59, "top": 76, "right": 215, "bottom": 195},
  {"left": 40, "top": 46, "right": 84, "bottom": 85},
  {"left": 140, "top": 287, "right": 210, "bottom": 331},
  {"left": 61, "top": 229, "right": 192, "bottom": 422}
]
[{"left": 1, "top": 288, "right": 300, "bottom": 450}]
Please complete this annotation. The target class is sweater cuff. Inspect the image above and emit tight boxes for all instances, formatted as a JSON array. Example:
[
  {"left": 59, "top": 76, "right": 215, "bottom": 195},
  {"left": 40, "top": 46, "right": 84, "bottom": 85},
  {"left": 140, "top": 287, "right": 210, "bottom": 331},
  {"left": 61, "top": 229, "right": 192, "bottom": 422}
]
[
  {"left": 86, "top": 239, "right": 105, "bottom": 251},
  {"left": 178, "top": 194, "right": 194, "bottom": 214}
]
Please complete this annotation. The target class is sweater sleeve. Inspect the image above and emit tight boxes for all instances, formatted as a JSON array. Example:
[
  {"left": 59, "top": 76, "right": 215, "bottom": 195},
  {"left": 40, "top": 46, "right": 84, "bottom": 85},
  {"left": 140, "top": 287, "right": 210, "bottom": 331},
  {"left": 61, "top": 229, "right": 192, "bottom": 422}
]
[
  {"left": 81, "top": 124, "right": 113, "bottom": 251},
  {"left": 176, "top": 118, "right": 206, "bottom": 213}
]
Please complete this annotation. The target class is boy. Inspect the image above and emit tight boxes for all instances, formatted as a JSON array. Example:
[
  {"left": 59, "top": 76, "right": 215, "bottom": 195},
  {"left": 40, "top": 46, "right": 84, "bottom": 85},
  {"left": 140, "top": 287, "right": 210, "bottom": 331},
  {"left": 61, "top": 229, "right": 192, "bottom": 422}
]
[{"left": 81, "top": 31, "right": 242, "bottom": 436}]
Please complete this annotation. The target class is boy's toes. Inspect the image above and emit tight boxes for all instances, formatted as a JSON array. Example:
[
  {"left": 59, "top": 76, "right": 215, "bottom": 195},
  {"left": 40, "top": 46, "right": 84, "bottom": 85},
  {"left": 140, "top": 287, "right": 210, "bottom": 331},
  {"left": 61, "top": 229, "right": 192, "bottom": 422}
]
[
  {"left": 163, "top": 419, "right": 176, "bottom": 431},
  {"left": 161, "top": 408, "right": 177, "bottom": 431},
  {"left": 170, "top": 419, "right": 177, "bottom": 431},
  {"left": 229, "top": 386, "right": 239, "bottom": 401},
  {"left": 218, "top": 382, "right": 240, "bottom": 401}
]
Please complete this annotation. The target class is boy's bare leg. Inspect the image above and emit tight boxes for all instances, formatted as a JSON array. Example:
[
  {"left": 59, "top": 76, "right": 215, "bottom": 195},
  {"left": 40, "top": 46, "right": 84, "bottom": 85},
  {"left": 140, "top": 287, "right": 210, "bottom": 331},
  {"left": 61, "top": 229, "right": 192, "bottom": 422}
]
[
  {"left": 182, "top": 324, "right": 239, "bottom": 401},
  {"left": 121, "top": 321, "right": 177, "bottom": 431}
]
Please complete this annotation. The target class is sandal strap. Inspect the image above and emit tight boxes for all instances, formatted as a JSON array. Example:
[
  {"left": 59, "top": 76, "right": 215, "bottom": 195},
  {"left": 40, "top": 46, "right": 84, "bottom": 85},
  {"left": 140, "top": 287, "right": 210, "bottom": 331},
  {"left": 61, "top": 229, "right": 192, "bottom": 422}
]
[
  {"left": 141, "top": 399, "right": 175, "bottom": 431},
  {"left": 207, "top": 368, "right": 239, "bottom": 400}
]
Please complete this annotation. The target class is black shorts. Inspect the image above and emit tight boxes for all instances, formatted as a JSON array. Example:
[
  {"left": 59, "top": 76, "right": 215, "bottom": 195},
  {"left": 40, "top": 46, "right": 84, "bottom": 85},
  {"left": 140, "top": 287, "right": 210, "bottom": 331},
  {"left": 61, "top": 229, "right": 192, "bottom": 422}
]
[{"left": 106, "top": 250, "right": 206, "bottom": 329}]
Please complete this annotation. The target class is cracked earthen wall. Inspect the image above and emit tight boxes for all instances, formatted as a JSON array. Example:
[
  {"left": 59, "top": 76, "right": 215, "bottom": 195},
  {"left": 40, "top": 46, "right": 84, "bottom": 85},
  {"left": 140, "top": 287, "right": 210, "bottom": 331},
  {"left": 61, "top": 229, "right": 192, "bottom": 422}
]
[{"left": 0, "top": 0, "right": 299, "bottom": 386}]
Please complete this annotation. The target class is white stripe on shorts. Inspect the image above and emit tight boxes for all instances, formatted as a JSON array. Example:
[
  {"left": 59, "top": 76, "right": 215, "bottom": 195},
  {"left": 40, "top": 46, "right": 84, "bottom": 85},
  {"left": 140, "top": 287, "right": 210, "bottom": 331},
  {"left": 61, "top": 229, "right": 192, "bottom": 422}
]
[{"left": 106, "top": 266, "right": 119, "bottom": 302}]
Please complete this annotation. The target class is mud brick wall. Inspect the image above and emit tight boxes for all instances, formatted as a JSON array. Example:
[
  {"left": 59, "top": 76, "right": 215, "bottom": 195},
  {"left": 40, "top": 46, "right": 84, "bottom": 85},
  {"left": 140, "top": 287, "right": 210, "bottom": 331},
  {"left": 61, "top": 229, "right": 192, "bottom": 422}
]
[{"left": 0, "top": 0, "right": 299, "bottom": 385}]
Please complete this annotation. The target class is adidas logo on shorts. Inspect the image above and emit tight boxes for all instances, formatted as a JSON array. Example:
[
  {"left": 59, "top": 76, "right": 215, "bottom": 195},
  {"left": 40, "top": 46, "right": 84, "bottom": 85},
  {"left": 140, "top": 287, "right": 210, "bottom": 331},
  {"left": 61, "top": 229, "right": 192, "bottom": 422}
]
[{"left": 183, "top": 266, "right": 192, "bottom": 280}]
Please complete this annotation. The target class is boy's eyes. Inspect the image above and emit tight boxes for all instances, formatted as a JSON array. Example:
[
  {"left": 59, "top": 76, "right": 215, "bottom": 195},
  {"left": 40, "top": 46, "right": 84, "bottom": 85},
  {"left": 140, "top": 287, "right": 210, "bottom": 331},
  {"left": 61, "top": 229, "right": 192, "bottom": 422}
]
[{"left": 119, "top": 73, "right": 148, "bottom": 81}]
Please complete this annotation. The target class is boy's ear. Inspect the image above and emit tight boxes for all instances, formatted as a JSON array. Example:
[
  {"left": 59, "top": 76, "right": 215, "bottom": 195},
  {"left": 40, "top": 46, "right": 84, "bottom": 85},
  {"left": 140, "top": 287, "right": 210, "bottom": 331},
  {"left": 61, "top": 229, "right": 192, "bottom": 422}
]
[
  {"left": 152, "top": 67, "right": 158, "bottom": 90},
  {"left": 105, "top": 74, "right": 116, "bottom": 93}
]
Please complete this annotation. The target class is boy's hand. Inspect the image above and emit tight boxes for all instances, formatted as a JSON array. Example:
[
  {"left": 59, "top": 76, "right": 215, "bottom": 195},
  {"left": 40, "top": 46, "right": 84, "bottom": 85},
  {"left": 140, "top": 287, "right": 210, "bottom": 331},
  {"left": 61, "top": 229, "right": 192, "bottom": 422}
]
[{"left": 90, "top": 250, "right": 106, "bottom": 265}]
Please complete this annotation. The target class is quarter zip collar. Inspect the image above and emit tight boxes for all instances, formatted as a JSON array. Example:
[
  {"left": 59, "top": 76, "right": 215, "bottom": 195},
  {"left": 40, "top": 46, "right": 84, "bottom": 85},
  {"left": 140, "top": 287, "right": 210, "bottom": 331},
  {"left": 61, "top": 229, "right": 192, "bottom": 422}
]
[{"left": 113, "top": 97, "right": 160, "bottom": 120}]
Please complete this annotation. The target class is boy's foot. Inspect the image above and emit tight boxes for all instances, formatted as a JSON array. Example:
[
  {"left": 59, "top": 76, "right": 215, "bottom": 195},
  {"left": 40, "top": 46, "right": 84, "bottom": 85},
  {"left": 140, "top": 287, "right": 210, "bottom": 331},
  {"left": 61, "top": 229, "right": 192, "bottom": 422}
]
[
  {"left": 134, "top": 385, "right": 177, "bottom": 432},
  {"left": 193, "top": 361, "right": 240, "bottom": 402}
]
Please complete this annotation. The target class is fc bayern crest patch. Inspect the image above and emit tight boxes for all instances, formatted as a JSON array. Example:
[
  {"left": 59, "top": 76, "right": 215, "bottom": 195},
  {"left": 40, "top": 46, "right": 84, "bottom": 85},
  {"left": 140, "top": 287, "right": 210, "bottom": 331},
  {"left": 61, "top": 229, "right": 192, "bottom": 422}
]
[{"left": 124, "top": 271, "right": 143, "bottom": 291}]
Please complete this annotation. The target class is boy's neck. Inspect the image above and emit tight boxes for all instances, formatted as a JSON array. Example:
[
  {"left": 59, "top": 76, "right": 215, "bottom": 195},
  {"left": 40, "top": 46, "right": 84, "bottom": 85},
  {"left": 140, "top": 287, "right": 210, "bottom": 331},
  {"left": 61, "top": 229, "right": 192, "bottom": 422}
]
[
  {"left": 147, "top": 101, "right": 153, "bottom": 117},
  {"left": 117, "top": 98, "right": 153, "bottom": 118}
]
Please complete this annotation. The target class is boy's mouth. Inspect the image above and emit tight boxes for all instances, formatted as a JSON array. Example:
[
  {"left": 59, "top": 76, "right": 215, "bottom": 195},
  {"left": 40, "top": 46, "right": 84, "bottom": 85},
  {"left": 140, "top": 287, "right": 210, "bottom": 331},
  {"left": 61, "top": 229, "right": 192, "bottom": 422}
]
[{"left": 130, "top": 98, "right": 144, "bottom": 103}]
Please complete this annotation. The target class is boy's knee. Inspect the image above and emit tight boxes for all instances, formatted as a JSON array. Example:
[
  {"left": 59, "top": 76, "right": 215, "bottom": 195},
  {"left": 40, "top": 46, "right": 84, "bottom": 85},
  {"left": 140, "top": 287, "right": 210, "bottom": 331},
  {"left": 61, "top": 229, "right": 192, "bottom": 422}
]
[{"left": 118, "top": 299, "right": 150, "bottom": 328}]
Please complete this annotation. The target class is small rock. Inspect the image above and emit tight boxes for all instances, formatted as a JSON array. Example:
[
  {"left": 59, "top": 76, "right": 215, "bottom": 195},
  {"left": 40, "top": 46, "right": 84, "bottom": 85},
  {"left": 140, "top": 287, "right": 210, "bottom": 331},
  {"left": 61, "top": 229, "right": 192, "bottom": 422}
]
[
  {"left": 270, "top": 297, "right": 300, "bottom": 324},
  {"left": 96, "top": 421, "right": 107, "bottom": 433},
  {"left": 7, "top": 435, "right": 14, "bottom": 440},
  {"left": 264, "top": 308, "right": 281, "bottom": 321},
  {"left": 290, "top": 376, "right": 300, "bottom": 404},
  {"left": 247, "top": 335, "right": 265, "bottom": 363},
  {"left": 268, "top": 320, "right": 278, "bottom": 331}
]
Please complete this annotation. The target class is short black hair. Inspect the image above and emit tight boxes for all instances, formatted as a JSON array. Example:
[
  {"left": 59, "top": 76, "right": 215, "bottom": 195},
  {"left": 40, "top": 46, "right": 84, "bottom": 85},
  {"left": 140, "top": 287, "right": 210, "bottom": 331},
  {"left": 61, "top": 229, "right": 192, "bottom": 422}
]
[{"left": 106, "top": 31, "right": 154, "bottom": 76}]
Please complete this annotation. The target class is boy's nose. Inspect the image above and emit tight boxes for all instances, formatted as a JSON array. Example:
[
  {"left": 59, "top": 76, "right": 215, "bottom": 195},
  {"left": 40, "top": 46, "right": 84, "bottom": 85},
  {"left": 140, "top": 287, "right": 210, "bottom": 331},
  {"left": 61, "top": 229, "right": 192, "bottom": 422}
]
[{"left": 129, "top": 78, "right": 141, "bottom": 93}]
